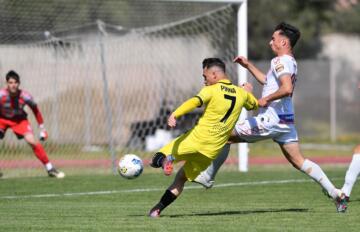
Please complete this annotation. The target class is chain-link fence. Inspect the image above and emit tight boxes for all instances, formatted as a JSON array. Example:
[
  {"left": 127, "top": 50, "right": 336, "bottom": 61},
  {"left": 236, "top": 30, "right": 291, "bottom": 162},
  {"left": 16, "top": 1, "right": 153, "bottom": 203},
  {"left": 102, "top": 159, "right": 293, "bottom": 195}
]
[
  {"left": 0, "top": 1, "right": 239, "bottom": 177},
  {"left": 0, "top": 1, "right": 358, "bottom": 177}
]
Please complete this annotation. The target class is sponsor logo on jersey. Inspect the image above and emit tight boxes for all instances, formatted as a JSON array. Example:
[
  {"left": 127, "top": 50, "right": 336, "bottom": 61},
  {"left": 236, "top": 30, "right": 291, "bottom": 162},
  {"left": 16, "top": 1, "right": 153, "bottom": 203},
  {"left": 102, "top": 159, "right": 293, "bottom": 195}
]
[{"left": 275, "top": 64, "right": 284, "bottom": 73}]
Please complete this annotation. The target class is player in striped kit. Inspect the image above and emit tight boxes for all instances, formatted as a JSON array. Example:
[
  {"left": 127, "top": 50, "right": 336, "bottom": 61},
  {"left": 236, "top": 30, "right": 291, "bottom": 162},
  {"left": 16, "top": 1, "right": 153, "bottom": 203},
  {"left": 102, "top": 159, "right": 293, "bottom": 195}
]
[{"left": 0, "top": 70, "right": 64, "bottom": 178}]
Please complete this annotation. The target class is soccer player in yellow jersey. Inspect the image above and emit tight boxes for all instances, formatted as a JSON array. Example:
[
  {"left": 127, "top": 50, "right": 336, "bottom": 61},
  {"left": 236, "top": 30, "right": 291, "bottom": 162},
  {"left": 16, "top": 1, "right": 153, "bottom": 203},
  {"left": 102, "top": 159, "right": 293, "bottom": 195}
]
[{"left": 148, "top": 58, "right": 258, "bottom": 217}]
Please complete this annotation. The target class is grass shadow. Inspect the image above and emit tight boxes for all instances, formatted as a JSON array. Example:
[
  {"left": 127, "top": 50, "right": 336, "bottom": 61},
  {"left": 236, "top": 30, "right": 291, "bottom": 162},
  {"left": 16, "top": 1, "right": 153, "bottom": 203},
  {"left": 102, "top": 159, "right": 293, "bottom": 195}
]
[
  {"left": 168, "top": 208, "right": 309, "bottom": 218},
  {"left": 348, "top": 198, "right": 360, "bottom": 203},
  {"left": 130, "top": 208, "right": 309, "bottom": 217}
]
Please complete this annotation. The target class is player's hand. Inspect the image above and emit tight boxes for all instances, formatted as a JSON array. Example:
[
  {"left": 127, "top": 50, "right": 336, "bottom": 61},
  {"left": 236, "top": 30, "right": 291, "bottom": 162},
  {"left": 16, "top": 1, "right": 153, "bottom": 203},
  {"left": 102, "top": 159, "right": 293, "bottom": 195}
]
[
  {"left": 241, "top": 82, "right": 253, "bottom": 93},
  {"left": 167, "top": 113, "right": 177, "bottom": 128},
  {"left": 258, "top": 97, "right": 270, "bottom": 107},
  {"left": 39, "top": 124, "right": 48, "bottom": 141},
  {"left": 233, "top": 56, "right": 249, "bottom": 68}
]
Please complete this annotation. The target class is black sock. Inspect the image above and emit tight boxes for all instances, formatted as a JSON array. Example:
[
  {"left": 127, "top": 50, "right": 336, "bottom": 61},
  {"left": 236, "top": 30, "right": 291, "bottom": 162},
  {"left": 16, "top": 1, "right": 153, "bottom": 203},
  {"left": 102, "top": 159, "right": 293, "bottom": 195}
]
[{"left": 156, "top": 190, "right": 177, "bottom": 211}]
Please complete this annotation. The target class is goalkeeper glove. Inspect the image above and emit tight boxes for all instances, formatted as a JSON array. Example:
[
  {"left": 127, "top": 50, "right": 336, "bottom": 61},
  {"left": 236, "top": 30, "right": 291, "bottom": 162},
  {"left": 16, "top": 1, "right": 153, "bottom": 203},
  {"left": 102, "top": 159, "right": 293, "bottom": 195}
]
[{"left": 39, "top": 124, "right": 48, "bottom": 141}]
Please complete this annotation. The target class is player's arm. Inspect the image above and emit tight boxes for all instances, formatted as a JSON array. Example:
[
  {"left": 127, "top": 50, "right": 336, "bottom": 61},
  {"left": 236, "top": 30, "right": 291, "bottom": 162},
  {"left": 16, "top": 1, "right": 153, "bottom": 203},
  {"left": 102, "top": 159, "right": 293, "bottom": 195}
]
[
  {"left": 27, "top": 102, "right": 44, "bottom": 125},
  {"left": 244, "top": 92, "right": 259, "bottom": 111},
  {"left": 26, "top": 96, "right": 48, "bottom": 141},
  {"left": 167, "top": 97, "right": 202, "bottom": 128},
  {"left": 233, "top": 56, "right": 266, "bottom": 85},
  {"left": 258, "top": 74, "right": 293, "bottom": 107}
]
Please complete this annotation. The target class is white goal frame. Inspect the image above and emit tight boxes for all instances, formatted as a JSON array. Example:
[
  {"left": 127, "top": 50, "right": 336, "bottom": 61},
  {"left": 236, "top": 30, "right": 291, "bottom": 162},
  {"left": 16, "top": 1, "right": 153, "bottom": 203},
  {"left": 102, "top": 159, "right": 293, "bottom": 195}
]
[{"left": 160, "top": 0, "right": 249, "bottom": 172}]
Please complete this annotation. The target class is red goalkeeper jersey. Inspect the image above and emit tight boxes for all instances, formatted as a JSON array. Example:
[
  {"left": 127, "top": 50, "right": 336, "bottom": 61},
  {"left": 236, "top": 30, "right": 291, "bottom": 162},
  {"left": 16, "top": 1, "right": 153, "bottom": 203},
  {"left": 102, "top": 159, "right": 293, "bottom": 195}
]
[{"left": 0, "top": 88, "right": 44, "bottom": 124}]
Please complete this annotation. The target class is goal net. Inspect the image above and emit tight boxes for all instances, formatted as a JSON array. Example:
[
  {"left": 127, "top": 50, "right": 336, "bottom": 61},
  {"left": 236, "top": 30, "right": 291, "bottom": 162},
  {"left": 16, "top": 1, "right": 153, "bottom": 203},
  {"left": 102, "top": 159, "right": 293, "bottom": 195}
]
[{"left": 0, "top": 0, "right": 244, "bottom": 177}]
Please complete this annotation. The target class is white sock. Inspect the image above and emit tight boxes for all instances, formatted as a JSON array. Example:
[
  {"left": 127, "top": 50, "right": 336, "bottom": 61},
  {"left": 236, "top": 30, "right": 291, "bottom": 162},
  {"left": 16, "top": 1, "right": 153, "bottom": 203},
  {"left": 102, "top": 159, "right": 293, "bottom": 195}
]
[
  {"left": 342, "top": 154, "right": 360, "bottom": 197},
  {"left": 301, "top": 159, "right": 338, "bottom": 199},
  {"left": 45, "top": 163, "right": 53, "bottom": 171}
]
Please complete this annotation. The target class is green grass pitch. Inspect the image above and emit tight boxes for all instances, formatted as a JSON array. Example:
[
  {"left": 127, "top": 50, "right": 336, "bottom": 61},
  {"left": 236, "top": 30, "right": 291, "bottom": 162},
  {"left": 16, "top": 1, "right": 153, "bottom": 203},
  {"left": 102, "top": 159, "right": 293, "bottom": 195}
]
[{"left": 0, "top": 166, "right": 359, "bottom": 231}]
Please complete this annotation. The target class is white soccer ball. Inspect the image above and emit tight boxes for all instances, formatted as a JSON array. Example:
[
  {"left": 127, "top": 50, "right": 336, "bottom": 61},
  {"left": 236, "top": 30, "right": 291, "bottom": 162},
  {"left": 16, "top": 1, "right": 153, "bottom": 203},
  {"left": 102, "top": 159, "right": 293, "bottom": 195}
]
[{"left": 118, "top": 154, "right": 143, "bottom": 179}]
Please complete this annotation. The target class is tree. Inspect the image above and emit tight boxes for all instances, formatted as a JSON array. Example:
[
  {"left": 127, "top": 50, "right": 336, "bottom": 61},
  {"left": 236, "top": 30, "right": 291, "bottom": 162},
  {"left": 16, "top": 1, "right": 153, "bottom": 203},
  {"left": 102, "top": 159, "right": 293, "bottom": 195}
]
[{"left": 248, "top": 0, "right": 338, "bottom": 59}]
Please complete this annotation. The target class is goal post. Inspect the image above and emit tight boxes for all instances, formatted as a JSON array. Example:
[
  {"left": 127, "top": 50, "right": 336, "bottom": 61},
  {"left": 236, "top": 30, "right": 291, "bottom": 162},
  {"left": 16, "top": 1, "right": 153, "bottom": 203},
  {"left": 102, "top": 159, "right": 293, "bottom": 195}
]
[{"left": 237, "top": 0, "right": 249, "bottom": 172}]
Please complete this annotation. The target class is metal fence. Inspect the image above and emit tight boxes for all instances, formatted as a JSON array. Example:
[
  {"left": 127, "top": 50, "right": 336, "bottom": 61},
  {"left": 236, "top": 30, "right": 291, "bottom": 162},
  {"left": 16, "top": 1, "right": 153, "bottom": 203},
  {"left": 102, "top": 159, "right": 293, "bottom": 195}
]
[{"left": 0, "top": 1, "right": 358, "bottom": 177}]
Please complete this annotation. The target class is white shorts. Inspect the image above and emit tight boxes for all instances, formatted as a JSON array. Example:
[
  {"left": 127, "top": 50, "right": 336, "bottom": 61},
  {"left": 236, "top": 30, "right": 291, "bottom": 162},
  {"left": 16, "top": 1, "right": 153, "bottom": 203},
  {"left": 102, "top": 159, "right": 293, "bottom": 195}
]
[{"left": 234, "top": 114, "right": 298, "bottom": 144}]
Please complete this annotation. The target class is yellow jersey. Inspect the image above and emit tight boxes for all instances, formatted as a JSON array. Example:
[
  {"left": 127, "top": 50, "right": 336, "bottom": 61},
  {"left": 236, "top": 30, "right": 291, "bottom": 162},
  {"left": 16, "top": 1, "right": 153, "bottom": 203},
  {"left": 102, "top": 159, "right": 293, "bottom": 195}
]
[{"left": 181, "top": 79, "right": 257, "bottom": 159}]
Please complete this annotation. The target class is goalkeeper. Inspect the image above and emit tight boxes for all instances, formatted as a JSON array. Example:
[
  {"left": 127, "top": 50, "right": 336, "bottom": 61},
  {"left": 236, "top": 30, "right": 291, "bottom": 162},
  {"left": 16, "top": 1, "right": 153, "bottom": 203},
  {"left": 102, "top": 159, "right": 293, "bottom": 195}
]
[
  {"left": 148, "top": 58, "right": 258, "bottom": 217},
  {"left": 0, "top": 70, "right": 64, "bottom": 178}
]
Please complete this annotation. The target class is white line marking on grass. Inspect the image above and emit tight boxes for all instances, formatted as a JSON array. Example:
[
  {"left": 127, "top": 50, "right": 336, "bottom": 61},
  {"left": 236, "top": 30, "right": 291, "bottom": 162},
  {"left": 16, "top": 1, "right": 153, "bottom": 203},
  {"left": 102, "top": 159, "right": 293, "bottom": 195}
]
[{"left": 0, "top": 178, "right": 340, "bottom": 200}]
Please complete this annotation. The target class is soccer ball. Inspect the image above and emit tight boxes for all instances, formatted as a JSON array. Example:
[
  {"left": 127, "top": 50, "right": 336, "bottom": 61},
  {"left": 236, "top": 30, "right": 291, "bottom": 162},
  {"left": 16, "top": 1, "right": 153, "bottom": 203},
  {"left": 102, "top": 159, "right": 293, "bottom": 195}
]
[{"left": 118, "top": 154, "right": 143, "bottom": 179}]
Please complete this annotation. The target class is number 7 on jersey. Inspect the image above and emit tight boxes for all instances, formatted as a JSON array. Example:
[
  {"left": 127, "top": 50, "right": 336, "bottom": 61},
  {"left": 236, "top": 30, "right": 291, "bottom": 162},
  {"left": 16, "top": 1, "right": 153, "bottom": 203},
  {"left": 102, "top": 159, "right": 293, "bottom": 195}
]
[{"left": 220, "top": 94, "right": 236, "bottom": 123}]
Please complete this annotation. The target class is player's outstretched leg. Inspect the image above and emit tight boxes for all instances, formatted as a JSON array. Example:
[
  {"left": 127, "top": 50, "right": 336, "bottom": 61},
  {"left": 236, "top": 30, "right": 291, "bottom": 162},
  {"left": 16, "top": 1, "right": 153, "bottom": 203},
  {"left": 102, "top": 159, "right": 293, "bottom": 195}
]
[
  {"left": 280, "top": 143, "right": 347, "bottom": 213},
  {"left": 149, "top": 190, "right": 177, "bottom": 218},
  {"left": 194, "top": 143, "right": 230, "bottom": 188},
  {"left": 341, "top": 145, "right": 360, "bottom": 201},
  {"left": 149, "top": 168, "right": 186, "bottom": 217},
  {"left": 301, "top": 160, "right": 347, "bottom": 212},
  {"left": 31, "top": 143, "right": 65, "bottom": 178},
  {"left": 24, "top": 132, "right": 65, "bottom": 178}
]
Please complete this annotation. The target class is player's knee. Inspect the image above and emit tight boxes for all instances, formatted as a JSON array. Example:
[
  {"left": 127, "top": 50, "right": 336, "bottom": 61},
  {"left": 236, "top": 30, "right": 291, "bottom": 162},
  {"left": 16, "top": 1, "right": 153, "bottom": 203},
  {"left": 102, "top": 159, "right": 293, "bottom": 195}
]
[
  {"left": 290, "top": 156, "right": 305, "bottom": 170},
  {"left": 151, "top": 152, "right": 166, "bottom": 168}
]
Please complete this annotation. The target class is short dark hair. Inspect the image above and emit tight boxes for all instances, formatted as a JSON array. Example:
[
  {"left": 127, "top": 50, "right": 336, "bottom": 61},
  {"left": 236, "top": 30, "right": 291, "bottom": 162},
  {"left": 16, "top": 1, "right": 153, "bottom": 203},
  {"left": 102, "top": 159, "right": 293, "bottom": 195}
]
[
  {"left": 6, "top": 70, "right": 20, "bottom": 83},
  {"left": 275, "top": 22, "right": 301, "bottom": 48},
  {"left": 202, "top": 58, "right": 226, "bottom": 73}
]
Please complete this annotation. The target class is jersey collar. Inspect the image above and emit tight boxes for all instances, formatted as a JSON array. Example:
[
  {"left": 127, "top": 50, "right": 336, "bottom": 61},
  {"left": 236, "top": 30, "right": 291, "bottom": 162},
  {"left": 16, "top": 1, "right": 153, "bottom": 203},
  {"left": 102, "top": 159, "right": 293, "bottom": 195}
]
[
  {"left": 218, "top": 79, "right": 232, "bottom": 85},
  {"left": 6, "top": 88, "right": 21, "bottom": 98}
]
